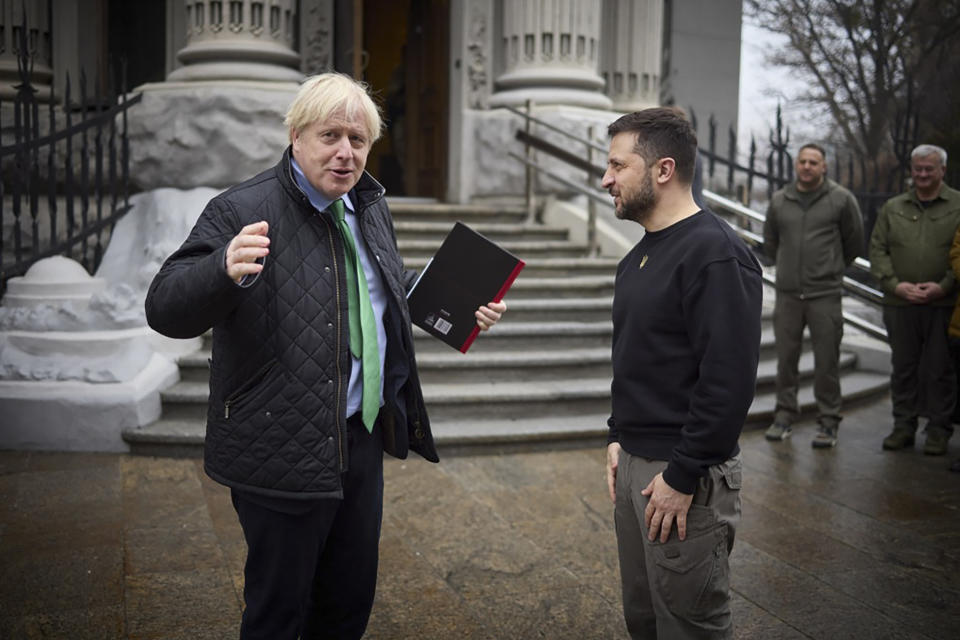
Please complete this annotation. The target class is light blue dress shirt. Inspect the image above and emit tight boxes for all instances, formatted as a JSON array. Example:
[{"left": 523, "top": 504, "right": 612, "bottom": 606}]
[{"left": 291, "top": 158, "right": 387, "bottom": 418}]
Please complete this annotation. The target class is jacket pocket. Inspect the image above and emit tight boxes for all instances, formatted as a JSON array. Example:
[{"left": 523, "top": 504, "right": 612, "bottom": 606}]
[
  {"left": 928, "top": 208, "right": 960, "bottom": 249},
  {"left": 222, "top": 359, "right": 285, "bottom": 420}
]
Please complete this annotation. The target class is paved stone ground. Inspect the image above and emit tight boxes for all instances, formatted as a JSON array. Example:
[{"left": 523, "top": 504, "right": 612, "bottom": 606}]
[{"left": 2, "top": 392, "right": 960, "bottom": 639}]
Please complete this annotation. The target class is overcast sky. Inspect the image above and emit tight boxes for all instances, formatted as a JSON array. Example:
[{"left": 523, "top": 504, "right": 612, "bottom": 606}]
[{"left": 737, "top": 20, "right": 824, "bottom": 155}]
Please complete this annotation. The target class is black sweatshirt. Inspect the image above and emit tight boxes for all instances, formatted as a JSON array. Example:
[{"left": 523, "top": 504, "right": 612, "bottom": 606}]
[{"left": 608, "top": 210, "right": 762, "bottom": 494}]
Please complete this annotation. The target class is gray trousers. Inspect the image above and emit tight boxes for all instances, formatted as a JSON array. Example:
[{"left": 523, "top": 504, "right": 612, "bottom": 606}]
[
  {"left": 615, "top": 452, "right": 742, "bottom": 640},
  {"left": 883, "top": 305, "right": 956, "bottom": 431},
  {"left": 773, "top": 293, "right": 844, "bottom": 425}
]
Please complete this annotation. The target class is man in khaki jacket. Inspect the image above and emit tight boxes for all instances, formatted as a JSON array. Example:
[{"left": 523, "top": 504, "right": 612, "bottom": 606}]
[
  {"left": 763, "top": 144, "right": 864, "bottom": 447},
  {"left": 871, "top": 144, "right": 960, "bottom": 457}
]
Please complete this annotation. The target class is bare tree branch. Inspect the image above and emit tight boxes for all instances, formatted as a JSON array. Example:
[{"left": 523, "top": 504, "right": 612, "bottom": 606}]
[{"left": 744, "top": 0, "right": 960, "bottom": 172}]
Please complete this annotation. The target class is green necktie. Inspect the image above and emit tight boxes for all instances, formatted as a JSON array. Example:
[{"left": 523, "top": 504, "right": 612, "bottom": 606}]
[{"left": 330, "top": 198, "right": 380, "bottom": 432}]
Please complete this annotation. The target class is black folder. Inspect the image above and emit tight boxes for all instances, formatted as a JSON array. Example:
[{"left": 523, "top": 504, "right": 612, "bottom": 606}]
[{"left": 406, "top": 222, "right": 525, "bottom": 353}]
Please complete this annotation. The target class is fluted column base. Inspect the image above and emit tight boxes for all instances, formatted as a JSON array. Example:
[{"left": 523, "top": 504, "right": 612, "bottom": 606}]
[{"left": 488, "top": 86, "right": 612, "bottom": 109}]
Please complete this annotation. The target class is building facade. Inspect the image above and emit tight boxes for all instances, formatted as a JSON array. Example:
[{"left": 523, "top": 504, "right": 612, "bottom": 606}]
[
  {"left": 7, "top": 0, "right": 739, "bottom": 202},
  {"left": 0, "top": 0, "right": 741, "bottom": 451}
]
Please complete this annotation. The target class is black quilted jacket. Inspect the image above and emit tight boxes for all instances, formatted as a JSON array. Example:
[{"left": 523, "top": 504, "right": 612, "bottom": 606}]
[{"left": 145, "top": 148, "right": 438, "bottom": 499}]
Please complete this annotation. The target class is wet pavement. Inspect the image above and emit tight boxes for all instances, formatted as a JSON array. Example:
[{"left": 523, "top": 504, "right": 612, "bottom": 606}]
[{"left": 2, "top": 392, "right": 959, "bottom": 639}]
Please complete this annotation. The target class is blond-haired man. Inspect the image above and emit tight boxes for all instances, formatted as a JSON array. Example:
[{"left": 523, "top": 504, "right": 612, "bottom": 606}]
[{"left": 146, "top": 73, "right": 504, "bottom": 639}]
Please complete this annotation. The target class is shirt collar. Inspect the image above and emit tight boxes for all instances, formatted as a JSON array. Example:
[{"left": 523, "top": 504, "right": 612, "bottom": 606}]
[
  {"left": 909, "top": 185, "right": 947, "bottom": 206},
  {"left": 290, "top": 157, "right": 354, "bottom": 213}
]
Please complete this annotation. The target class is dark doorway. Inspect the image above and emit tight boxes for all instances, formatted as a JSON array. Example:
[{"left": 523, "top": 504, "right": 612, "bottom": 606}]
[
  {"left": 363, "top": 0, "right": 449, "bottom": 199},
  {"left": 107, "top": 0, "right": 166, "bottom": 89}
]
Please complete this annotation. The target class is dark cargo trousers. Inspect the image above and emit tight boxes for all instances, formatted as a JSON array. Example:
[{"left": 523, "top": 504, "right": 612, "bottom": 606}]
[
  {"left": 882, "top": 305, "right": 956, "bottom": 432},
  {"left": 773, "top": 293, "right": 844, "bottom": 425},
  {"left": 615, "top": 451, "right": 742, "bottom": 639}
]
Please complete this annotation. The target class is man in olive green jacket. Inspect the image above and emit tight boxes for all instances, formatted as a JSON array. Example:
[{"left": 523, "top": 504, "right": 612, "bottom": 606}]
[
  {"left": 870, "top": 144, "right": 960, "bottom": 456},
  {"left": 763, "top": 143, "right": 864, "bottom": 448}
]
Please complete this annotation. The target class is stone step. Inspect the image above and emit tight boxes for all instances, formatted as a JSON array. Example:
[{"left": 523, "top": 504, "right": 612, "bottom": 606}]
[
  {"left": 178, "top": 341, "right": 849, "bottom": 388},
  {"left": 487, "top": 297, "right": 614, "bottom": 323},
  {"left": 413, "top": 320, "right": 614, "bottom": 352},
  {"left": 124, "top": 368, "right": 889, "bottom": 456},
  {"left": 177, "top": 347, "right": 614, "bottom": 385},
  {"left": 402, "top": 256, "right": 621, "bottom": 277},
  {"left": 178, "top": 345, "right": 852, "bottom": 390},
  {"left": 415, "top": 348, "right": 613, "bottom": 384},
  {"left": 422, "top": 378, "right": 614, "bottom": 422},
  {"left": 157, "top": 377, "right": 615, "bottom": 423},
  {"left": 189, "top": 303, "right": 774, "bottom": 354},
  {"left": 744, "top": 369, "right": 889, "bottom": 426},
  {"left": 399, "top": 239, "right": 589, "bottom": 260},
  {"left": 414, "top": 321, "right": 795, "bottom": 354},
  {"left": 754, "top": 350, "right": 858, "bottom": 390},
  {"left": 394, "top": 221, "right": 567, "bottom": 242},
  {"left": 503, "top": 274, "right": 615, "bottom": 299},
  {"left": 386, "top": 200, "right": 528, "bottom": 224},
  {"left": 122, "top": 418, "right": 207, "bottom": 458}
]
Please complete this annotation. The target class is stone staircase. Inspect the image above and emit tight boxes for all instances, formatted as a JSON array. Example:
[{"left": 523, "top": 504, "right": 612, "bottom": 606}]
[{"left": 122, "top": 200, "right": 889, "bottom": 456}]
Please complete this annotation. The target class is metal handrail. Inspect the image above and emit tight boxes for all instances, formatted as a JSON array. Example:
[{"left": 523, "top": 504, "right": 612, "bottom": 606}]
[
  {"left": 508, "top": 103, "right": 888, "bottom": 341},
  {"left": 506, "top": 150, "right": 611, "bottom": 206},
  {"left": 503, "top": 103, "right": 608, "bottom": 154}
]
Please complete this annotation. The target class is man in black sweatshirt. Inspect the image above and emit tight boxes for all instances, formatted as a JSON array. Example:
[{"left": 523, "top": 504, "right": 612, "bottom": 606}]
[{"left": 602, "top": 108, "right": 762, "bottom": 639}]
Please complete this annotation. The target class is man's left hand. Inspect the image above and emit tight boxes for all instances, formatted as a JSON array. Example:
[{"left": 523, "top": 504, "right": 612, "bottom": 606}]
[
  {"left": 641, "top": 472, "right": 694, "bottom": 543},
  {"left": 916, "top": 282, "right": 945, "bottom": 303},
  {"left": 476, "top": 300, "right": 507, "bottom": 331}
]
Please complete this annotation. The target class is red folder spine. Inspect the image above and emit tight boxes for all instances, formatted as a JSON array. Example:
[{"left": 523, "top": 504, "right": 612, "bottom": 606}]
[{"left": 458, "top": 259, "right": 526, "bottom": 353}]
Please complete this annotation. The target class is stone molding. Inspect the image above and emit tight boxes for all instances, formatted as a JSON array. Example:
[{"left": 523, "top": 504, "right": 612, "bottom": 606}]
[
  {"left": 600, "top": 0, "right": 663, "bottom": 112},
  {"left": 300, "top": 0, "right": 334, "bottom": 75},
  {"left": 489, "top": 0, "right": 612, "bottom": 109},
  {"left": 168, "top": 0, "right": 303, "bottom": 83}
]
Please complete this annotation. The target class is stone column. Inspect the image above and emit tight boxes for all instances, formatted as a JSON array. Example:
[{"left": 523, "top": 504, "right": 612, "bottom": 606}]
[
  {"left": 167, "top": 0, "right": 302, "bottom": 82},
  {"left": 129, "top": 0, "right": 308, "bottom": 189},
  {"left": 0, "top": 0, "right": 52, "bottom": 101},
  {"left": 488, "top": 0, "right": 611, "bottom": 109},
  {"left": 600, "top": 0, "right": 663, "bottom": 112}
]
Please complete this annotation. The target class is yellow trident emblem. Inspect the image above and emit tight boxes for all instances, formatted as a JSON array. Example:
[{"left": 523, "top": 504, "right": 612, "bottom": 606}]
[{"left": 639, "top": 255, "right": 648, "bottom": 269}]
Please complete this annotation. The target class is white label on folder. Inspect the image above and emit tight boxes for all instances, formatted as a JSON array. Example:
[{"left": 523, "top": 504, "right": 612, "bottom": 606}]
[{"left": 433, "top": 317, "right": 453, "bottom": 335}]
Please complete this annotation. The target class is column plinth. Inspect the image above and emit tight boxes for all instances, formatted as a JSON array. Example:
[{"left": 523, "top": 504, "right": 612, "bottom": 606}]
[
  {"left": 167, "top": 0, "right": 302, "bottom": 83},
  {"left": 489, "top": 0, "right": 611, "bottom": 109},
  {"left": 601, "top": 0, "right": 663, "bottom": 112}
]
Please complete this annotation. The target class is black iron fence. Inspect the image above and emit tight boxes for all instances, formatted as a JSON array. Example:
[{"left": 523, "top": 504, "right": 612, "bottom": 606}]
[
  {"left": 689, "top": 105, "right": 924, "bottom": 255},
  {"left": 0, "top": 24, "right": 141, "bottom": 294}
]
